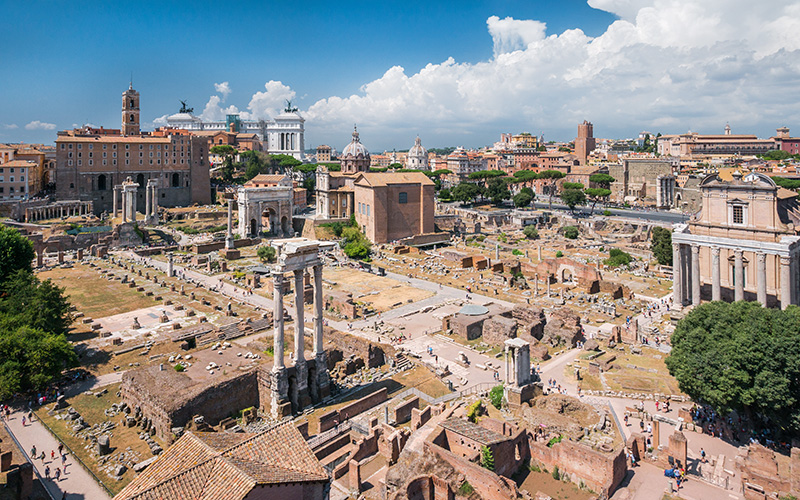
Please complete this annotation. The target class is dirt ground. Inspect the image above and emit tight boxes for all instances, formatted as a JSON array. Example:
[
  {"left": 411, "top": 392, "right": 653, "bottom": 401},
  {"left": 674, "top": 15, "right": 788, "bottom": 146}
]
[
  {"left": 514, "top": 468, "right": 595, "bottom": 500},
  {"left": 323, "top": 267, "right": 435, "bottom": 312}
]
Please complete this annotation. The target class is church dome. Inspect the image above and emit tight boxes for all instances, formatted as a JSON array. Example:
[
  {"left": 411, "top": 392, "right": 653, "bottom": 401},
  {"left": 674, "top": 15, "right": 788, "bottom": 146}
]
[
  {"left": 408, "top": 136, "right": 427, "bottom": 158},
  {"left": 342, "top": 126, "right": 369, "bottom": 158}
]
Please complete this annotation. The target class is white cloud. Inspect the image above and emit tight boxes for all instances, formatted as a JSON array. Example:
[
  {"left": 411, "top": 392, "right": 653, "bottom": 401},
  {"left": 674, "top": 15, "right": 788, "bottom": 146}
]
[
  {"left": 3, "top": 124, "right": 18, "bottom": 129},
  {"left": 486, "top": 15, "right": 547, "bottom": 56},
  {"left": 243, "top": 80, "right": 295, "bottom": 120},
  {"left": 297, "top": 0, "right": 800, "bottom": 147},
  {"left": 214, "top": 81, "right": 232, "bottom": 101},
  {"left": 25, "top": 120, "right": 56, "bottom": 130},
  {"left": 199, "top": 95, "right": 240, "bottom": 121}
]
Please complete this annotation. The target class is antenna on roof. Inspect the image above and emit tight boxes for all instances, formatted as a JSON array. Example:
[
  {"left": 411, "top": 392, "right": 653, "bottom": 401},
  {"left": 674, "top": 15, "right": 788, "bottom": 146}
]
[{"left": 129, "top": 72, "right": 133, "bottom": 90}]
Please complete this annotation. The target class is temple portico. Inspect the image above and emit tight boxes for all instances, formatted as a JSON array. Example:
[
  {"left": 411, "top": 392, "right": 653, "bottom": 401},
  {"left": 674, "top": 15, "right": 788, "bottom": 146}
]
[
  {"left": 270, "top": 240, "right": 329, "bottom": 419},
  {"left": 671, "top": 171, "right": 800, "bottom": 310},
  {"left": 119, "top": 177, "right": 139, "bottom": 223},
  {"left": 144, "top": 179, "right": 159, "bottom": 225}
]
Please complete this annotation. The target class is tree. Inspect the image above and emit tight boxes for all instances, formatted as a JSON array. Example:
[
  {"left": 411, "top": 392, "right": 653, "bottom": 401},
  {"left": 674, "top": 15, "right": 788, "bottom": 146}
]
[
  {"left": 0, "top": 226, "right": 34, "bottom": 283},
  {"left": 0, "top": 271, "right": 72, "bottom": 337},
  {"left": 341, "top": 227, "right": 371, "bottom": 260},
  {"left": 589, "top": 173, "right": 615, "bottom": 189},
  {"left": 0, "top": 325, "right": 78, "bottom": 399},
  {"left": 560, "top": 188, "right": 586, "bottom": 213},
  {"left": 650, "top": 226, "right": 673, "bottom": 266},
  {"left": 585, "top": 188, "right": 612, "bottom": 215},
  {"left": 486, "top": 177, "right": 511, "bottom": 205},
  {"left": 513, "top": 169, "right": 538, "bottom": 189},
  {"left": 210, "top": 145, "right": 237, "bottom": 183},
  {"left": 762, "top": 150, "right": 792, "bottom": 161},
  {"left": 489, "top": 385, "right": 504, "bottom": 409},
  {"left": 537, "top": 170, "right": 566, "bottom": 209},
  {"left": 451, "top": 182, "right": 481, "bottom": 204},
  {"left": 562, "top": 226, "right": 579, "bottom": 239},
  {"left": 438, "top": 187, "right": 451, "bottom": 200},
  {"left": 469, "top": 170, "right": 506, "bottom": 188},
  {"left": 604, "top": 248, "right": 632, "bottom": 267},
  {"left": 523, "top": 225, "right": 539, "bottom": 239},
  {"left": 388, "top": 162, "right": 404, "bottom": 170},
  {"left": 513, "top": 191, "right": 533, "bottom": 208},
  {"left": 771, "top": 176, "right": 800, "bottom": 191},
  {"left": 240, "top": 150, "right": 271, "bottom": 181},
  {"left": 562, "top": 182, "right": 584, "bottom": 190},
  {"left": 666, "top": 302, "right": 800, "bottom": 435},
  {"left": 480, "top": 445, "right": 495, "bottom": 471},
  {"left": 257, "top": 246, "right": 276, "bottom": 263}
]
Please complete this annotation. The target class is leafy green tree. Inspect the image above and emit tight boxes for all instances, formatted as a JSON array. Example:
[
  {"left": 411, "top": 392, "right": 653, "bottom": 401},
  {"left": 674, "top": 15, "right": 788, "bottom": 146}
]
[
  {"left": 762, "top": 150, "right": 792, "bottom": 161},
  {"left": 523, "top": 225, "right": 539, "bottom": 239},
  {"left": 240, "top": 150, "right": 271, "bottom": 181},
  {"left": 589, "top": 173, "right": 615, "bottom": 189},
  {"left": 666, "top": 302, "right": 800, "bottom": 434},
  {"left": 513, "top": 191, "right": 533, "bottom": 208},
  {"left": 537, "top": 170, "right": 566, "bottom": 209},
  {"left": 480, "top": 445, "right": 495, "bottom": 471},
  {"left": 486, "top": 177, "right": 511, "bottom": 205},
  {"left": 771, "top": 176, "right": 800, "bottom": 191},
  {"left": 560, "top": 188, "right": 586, "bottom": 213},
  {"left": 585, "top": 188, "right": 612, "bottom": 215},
  {"left": 604, "top": 248, "right": 632, "bottom": 267},
  {"left": 562, "top": 226, "right": 579, "bottom": 239},
  {"left": 562, "top": 182, "right": 584, "bottom": 190},
  {"left": 257, "top": 246, "right": 276, "bottom": 263},
  {"left": 210, "top": 145, "right": 237, "bottom": 183},
  {"left": 469, "top": 170, "right": 506, "bottom": 188},
  {"left": 341, "top": 227, "right": 371, "bottom": 260},
  {"left": 388, "top": 162, "right": 404, "bottom": 170},
  {"left": 489, "top": 385, "right": 504, "bottom": 409},
  {"left": 650, "top": 226, "right": 673, "bottom": 266},
  {"left": 438, "top": 187, "right": 451, "bottom": 200},
  {"left": 513, "top": 169, "right": 538, "bottom": 189},
  {"left": 0, "top": 325, "right": 78, "bottom": 399},
  {"left": 0, "top": 271, "right": 72, "bottom": 336},
  {"left": 451, "top": 182, "right": 482, "bottom": 204},
  {"left": 0, "top": 226, "right": 34, "bottom": 283}
]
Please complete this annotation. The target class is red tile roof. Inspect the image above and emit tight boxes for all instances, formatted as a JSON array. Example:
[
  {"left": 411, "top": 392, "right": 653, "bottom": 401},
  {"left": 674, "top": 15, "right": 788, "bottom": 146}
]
[{"left": 114, "top": 421, "right": 327, "bottom": 500}]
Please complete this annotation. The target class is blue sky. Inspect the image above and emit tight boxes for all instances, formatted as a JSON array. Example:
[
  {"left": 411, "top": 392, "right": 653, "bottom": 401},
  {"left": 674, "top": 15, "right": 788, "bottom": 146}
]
[{"left": 2, "top": 1, "right": 800, "bottom": 151}]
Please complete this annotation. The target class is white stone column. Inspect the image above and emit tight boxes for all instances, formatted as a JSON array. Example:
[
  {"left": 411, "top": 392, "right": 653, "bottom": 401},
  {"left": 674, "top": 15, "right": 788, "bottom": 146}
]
[
  {"left": 504, "top": 346, "right": 509, "bottom": 383},
  {"left": 711, "top": 246, "right": 721, "bottom": 301},
  {"left": 225, "top": 199, "right": 234, "bottom": 249},
  {"left": 313, "top": 265, "right": 324, "bottom": 356},
  {"left": 734, "top": 249, "right": 744, "bottom": 302},
  {"left": 273, "top": 273, "right": 285, "bottom": 371},
  {"left": 757, "top": 252, "right": 767, "bottom": 307},
  {"left": 672, "top": 243, "right": 683, "bottom": 308},
  {"left": 691, "top": 244, "right": 701, "bottom": 306},
  {"left": 145, "top": 181, "right": 152, "bottom": 222},
  {"left": 293, "top": 269, "right": 305, "bottom": 363},
  {"left": 780, "top": 256, "right": 792, "bottom": 309}
]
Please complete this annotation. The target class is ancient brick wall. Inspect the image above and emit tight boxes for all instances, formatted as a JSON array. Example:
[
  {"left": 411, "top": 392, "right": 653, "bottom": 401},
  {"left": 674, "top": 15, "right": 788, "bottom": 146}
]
[
  {"left": 424, "top": 441, "right": 521, "bottom": 500},
  {"left": 394, "top": 397, "right": 420, "bottom": 424},
  {"left": 528, "top": 437, "right": 626, "bottom": 496},
  {"left": 411, "top": 406, "right": 432, "bottom": 430},
  {"left": 325, "top": 328, "right": 393, "bottom": 370},
  {"left": 482, "top": 316, "right": 517, "bottom": 345},
  {"left": 339, "top": 388, "right": 389, "bottom": 421}
]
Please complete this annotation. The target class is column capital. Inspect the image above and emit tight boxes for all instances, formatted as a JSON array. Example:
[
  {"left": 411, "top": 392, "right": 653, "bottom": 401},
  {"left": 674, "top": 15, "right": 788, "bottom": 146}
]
[
  {"left": 757, "top": 252, "right": 767, "bottom": 262},
  {"left": 691, "top": 244, "right": 700, "bottom": 253},
  {"left": 673, "top": 242, "right": 681, "bottom": 251},
  {"left": 734, "top": 248, "right": 744, "bottom": 257},
  {"left": 711, "top": 246, "right": 720, "bottom": 256},
  {"left": 780, "top": 256, "right": 791, "bottom": 266}
]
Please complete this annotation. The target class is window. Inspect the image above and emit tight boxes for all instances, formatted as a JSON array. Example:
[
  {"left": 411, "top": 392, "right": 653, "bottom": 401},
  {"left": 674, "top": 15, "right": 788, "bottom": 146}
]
[
  {"left": 172, "top": 173, "right": 180, "bottom": 187},
  {"left": 367, "top": 205, "right": 370, "bottom": 216},
  {"left": 733, "top": 205, "right": 743, "bottom": 224},
  {"left": 399, "top": 192, "right": 408, "bottom": 204}
]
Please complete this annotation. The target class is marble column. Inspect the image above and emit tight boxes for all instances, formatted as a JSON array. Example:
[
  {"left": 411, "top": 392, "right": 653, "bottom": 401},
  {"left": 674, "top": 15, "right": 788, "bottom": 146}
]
[
  {"left": 225, "top": 199, "right": 234, "bottom": 249},
  {"left": 504, "top": 346, "right": 510, "bottom": 383},
  {"left": 734, "top": 249, "right": 744, "bottom": 302},
  {"left": 780, "top": 256, "right": 792, "bottom": 309},
  {"left": 313, "top": 265, "right": 324, "bottom": 356},
  {"left": 672, "top": 243, "right": 683, "bottom": 308},
  {"left": 145, "top": 181, "right": 152, "bottom": 223},
  {"left": 293, "top": 270, "right": 305, "bottom": 364},
  {"left": 711, "top": 246, "right": 721, "bottom": 301},
  {"left": 756, "top": 252, "right": 767, "bottom": 307},
  {"left": 273, "top": 273, "right": 285, "bottom": 371},
  {"left": 691, "top": 244, "right": 701, "bottom": 306}
]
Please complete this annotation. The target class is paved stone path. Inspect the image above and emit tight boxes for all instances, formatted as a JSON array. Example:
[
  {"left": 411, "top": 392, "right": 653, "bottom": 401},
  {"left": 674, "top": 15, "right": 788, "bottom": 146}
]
[{"left": 4, "top": 409, "right": 112, "bottom": 500}]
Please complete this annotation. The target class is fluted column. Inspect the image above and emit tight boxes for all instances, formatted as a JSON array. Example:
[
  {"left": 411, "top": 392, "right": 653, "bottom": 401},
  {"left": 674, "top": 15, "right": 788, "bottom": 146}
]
[
  {"left": 273, "top": 273, "right": 285, "bottom": 371},
  {"left": 734, "top": 249, "right": 744, "bottom": 302},
  {"left": 145, "top": 182, "right": 152, "bottom": 223},
  {"left": 293, "top": 269, "right": 305, "bottom": 364},
  {"left": 313, "top": 265, "right": 324, "bottom": 356},
  {"left": 691, "top": 244, "right": 701, "bottom": 306},
  {"left": 504, "top": 346, "right": 509, "bottom": 383},
  {"left": 711, "top": 246, "right": 721, "bottom": 301},
  {"left": 672, "top": 243, "right": 683, "bottom": 308},
  {"left": 225, "top": 199, "right": 234, "bottom": 249},
  {"left": 780, "top": 256, "right": 792, "bottom": 309},
  {"left": 757, "top": 252, "right": 767, "bottom": 306}
]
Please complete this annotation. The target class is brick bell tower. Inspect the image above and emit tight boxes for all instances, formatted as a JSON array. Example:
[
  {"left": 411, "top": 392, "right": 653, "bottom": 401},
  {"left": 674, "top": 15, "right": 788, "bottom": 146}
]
[{"left": 121, "top": 82, "right": 140, "bottom": 136}]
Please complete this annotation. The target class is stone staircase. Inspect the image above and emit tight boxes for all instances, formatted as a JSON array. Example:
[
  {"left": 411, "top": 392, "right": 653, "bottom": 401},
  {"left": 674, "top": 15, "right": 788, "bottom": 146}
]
[{"left": 394, "top": 352, "right": 413, "bottom": 372}]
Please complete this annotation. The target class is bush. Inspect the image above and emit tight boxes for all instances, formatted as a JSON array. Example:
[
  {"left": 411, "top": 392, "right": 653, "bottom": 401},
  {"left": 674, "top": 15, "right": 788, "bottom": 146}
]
[
  {"left": 176, "top": 225, "right": 200, "bottom": 235},
  {"left": 480, "top": 445, "right": 495, "bottom": 471},
  {"left": 512, "top": 249, "right": 523, "bottom": 256},
  {"left": 475, "top": 235, "right": 486, "bottom": 242},
  {"left": 341, "top": 227, "right": 372, "bottom": 260},
  {"left": 257, "top": 245, "right": 276, "bottom": 263},
  {"left": 547, "top": 435, "right": 563, "bottom": 448},
  {"left": 555, "top": 250, "right": 563, "bottom": 258},
  {"left": 562, "top": 226, "right": 579, "bottom": 239},
  {"left": 604, "top": 248, "right": 632, "bottom": 267},
  {"left": 174, "top": 364, "right": 185, "bottom": 372},
  {"left": 529, "top": 462, "right": 541, "bottom": 472},
  {"left": 458, "top": 482, "right": 474, "bottom": 496},
  {"left": 466, "top": 400, "right": 483, "bottom": 422},
  {"left": 523, "top": 225, "right": 539, "bottom": 239},
  {"left": 552, "top": 465, "right": 560, "bottom": 480},
  {"left": 603, "top": 209, "right": 612, "bottom": 216},
  {"left": 489, "top": 384, "right": 504, "bottom": 409}
]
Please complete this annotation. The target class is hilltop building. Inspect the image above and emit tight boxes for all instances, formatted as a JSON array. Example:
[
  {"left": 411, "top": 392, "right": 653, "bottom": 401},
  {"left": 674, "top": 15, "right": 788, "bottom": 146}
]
[
  {"left": 575, "top": 120, "right": 596, "bottom": 165},
  {"left": 405, "top": 136, "right": 429, "bottom": 170}
]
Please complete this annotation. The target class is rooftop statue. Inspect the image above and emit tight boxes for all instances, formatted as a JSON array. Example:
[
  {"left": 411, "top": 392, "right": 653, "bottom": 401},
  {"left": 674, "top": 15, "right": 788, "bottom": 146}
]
[{"left": 179, "top": 100, "right": 194, "bottom": 114}]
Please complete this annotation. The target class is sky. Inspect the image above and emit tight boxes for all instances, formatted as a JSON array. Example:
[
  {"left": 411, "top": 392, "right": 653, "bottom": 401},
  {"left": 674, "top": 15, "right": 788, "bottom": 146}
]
[{"left": 2, "top": 0, "right": 800, "bottom": 151}]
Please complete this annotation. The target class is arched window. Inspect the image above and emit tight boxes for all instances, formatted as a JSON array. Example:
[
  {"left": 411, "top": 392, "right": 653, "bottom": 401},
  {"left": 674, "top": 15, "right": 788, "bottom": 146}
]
[
  {"left": 130, "top": 99, "right": 134, "bottom": 108},
  {"left": 97, "top": 174, "right": 107, "bottom": 191},
  {"left": 130, "top": 114, "right": 135, "bottom": 122},
  {"left": 172, "top": 173, "right": 180, "bottom": 187}
]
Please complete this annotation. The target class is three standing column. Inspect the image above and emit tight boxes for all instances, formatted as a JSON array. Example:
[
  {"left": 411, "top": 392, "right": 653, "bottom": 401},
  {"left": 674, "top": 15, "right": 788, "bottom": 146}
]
[{"left": 273, "top": 273, "right": 285, "bottom": 371}]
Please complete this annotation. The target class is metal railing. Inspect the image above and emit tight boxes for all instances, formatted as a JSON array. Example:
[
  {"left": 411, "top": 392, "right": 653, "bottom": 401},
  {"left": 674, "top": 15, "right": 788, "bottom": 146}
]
[{"left": 307, "top": 421, "right": 353, "bottom": 449}]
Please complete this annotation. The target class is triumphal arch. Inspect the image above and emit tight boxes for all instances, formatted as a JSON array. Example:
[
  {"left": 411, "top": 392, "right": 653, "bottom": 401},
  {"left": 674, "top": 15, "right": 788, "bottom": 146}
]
[
  {"left": 270, "top": 239, "right": 330, "bottom": 418},
  {"left": 237, "top": 179, "right": 293, "bottom": 238}
]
